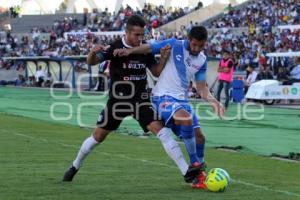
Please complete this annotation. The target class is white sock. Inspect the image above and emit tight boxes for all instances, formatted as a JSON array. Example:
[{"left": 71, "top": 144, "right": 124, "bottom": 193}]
[
  {"left": 72, "top": 135, "right": 99, "bottom": 169},
  {"left": 157, "top": 128, "right": 189, "bottom": 175}
]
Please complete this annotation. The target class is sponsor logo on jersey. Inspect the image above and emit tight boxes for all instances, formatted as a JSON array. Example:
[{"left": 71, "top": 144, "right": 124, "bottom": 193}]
[
  {"left": 123, "top": 75, "right": 147, "bottom": 81},
  {"left": 127, "top": 63, "right": 146, "bottom": 69}
]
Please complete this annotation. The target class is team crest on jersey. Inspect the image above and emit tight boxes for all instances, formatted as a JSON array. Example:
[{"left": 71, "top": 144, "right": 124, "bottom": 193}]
[
  {"left": 176, "top": 55, "right": 182, "bottom": 61},
  {"left": 185, "top": 57, "right": 191, "bottom": 67},
  {"left": 161, "top": 101, "right": 171, "bottom": 109}
]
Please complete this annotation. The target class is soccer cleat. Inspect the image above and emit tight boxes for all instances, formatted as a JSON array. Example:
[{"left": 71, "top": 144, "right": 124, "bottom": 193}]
[
  {"left": 191, "top": 162, "right": 207, "bottom": 189},
  {"left": 62, "top": 166, "right": 78, "bottom": 182},
  {"left": 192, "top": 171, "right": 207, "bottom": 189},
  {"left": 183, "top": 162, "right": 202, "bottom": 183}
]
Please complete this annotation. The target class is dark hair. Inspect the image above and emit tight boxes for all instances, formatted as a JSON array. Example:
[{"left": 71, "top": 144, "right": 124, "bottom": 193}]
[
  {"left": 126, "top": 15, "right": 146, "bottom": 31},
  {"left": 188, "top": 26, "right": 208, "bottom": 41},
  {"left": 222, "top": 49, "right": 231, "bottom": 54}
]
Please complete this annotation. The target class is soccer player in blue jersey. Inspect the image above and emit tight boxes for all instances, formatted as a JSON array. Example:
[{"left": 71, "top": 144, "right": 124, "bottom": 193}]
[{"left": 114, "top": 26, "right": 225, "bottom": 189}]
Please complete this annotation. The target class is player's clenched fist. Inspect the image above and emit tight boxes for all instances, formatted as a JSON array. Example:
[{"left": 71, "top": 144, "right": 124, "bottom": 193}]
[
  {"left": 91, "top": 44, "right": 110, "bottom": 54},
  {"left": 160, "top": 44, "right": 171, "bottom": 60},
  {"left": 113, "top": 48, "right": 131, "bottom": 57}
]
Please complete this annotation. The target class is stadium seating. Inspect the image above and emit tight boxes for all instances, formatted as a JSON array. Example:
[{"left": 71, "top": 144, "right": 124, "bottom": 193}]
[
  {"left": 1, "top": 0, "right": 299, "bottom": 81},
  {"left": 206, "top": 0, "right": 300, "bottom": 28},
  {"left": 10, "top": 14, "right": 84, "bottom": 33}
]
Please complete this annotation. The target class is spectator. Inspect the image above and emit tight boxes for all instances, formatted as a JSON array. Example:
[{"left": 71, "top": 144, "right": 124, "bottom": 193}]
[
  {"left": 27, "top": 76, "right": 35, "bottom": 87},
  {"left": 195, "top": 1, "right": 203, "bottom": 10},
  {"left": 244, "top": 65, "right": 258, "bottom": 94},
  {"left": 277, "top": 66, "right": 289, "bottom": 82},
  {"left": 15, "top": 74, "right": 25, "bottom": 86},
  {"left": 283, "top": 57, "right": 300, "bottom": 85},
  {"left": 49, "top": 31, "right": 57, "bottom": 47},
  {"left": 44, "top": 72, "right": 53, "bottom": 87},
  {"left": 268, "top": 55, "right": 287, "bottom": 76},
  {"left": 216, "top": 49, "right": 234, "bottom": 109},
  {"left": 35, "top": 66, "right": 45, "bottom": 87},
  {"left": 83, "top": 8, "right": 88, "bottom": 26},
  {"left": 256, "top": 65, "right": 273, "bottom": 80}
]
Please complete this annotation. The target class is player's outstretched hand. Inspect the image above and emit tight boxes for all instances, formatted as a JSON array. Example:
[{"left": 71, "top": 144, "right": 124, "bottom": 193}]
[
  {"left": 91, "top": 44, "right": 110, "bottom": 54},
  {"left": 113, "top": 48, "right": 131, "bottom": 57},
  {"left": 160, "top": 44, "right": 171, "bottom": 60}
]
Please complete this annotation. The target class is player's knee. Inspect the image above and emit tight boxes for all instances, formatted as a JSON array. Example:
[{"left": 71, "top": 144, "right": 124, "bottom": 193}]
[
  {"left": 175, "top": 118, "right": 193, "bottom": 126},
  {"left": 147, "top": 121, "right": 163, "bottom": 134},
  {"left": 93, "top": 127, "right": 110, "bottom": 142},
  {"left": 174, "top": 110, "right": 193, "bottom": 126}
]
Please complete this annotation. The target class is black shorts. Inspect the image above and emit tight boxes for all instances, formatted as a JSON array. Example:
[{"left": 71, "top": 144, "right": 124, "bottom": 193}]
[{"left": 96, "top": 97, "right": 158, "bottom": 132}]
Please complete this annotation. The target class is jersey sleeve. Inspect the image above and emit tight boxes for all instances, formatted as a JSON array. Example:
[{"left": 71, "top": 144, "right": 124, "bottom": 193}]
[
  {"left": 150, "top": 38, "right": 177, "bottom": 54},
  {"left": 99, "top": 61, "right": 109, "bottom": 72},
  {"left": 195, "top": 61, "right": 207, "bottom": 81}
]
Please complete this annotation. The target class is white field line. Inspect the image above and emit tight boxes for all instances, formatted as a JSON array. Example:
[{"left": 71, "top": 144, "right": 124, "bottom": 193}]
[{"left": 3, "top": 131, "right": 300, "bottom": 198}]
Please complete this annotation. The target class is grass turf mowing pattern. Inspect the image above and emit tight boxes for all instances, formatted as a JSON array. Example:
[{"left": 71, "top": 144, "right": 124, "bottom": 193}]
[
  {"left": 1, "top": 113, "right": 300, "bottom": 200},
  {"left": 1, "top": 87, "right": 300, "bottom": 156}
]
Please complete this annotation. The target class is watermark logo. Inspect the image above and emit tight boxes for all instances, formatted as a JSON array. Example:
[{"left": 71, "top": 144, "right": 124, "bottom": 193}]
[{"left": 49, "top": 74, "right": 266, "bottom": 128}]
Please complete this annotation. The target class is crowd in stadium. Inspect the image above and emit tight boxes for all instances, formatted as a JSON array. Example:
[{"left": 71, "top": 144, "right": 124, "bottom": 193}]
[
  {"left": 85, "top": 3, "right": 193, "bottom": 31},
  {"left": 0, "top": 0, "right": 300, "bottom": 87},
  {"left": 207, "top": 0, "right": 300, "bottom": 28},
  {"left": 0, "top": 3, "right": 195, "bottom": 67},
  {"left": 21, "top": 3, "right": 195, "bottom": 34}
]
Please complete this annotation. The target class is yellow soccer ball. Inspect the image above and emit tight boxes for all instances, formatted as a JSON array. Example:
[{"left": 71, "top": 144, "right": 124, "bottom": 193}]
[{"left": 205, "top": 168, "right": 231, "bottom": 192}]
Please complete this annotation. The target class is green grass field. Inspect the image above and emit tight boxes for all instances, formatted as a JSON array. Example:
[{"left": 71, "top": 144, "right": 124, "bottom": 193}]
[{"left": 1, "top": 113, "right": 300, "bottom": 200}]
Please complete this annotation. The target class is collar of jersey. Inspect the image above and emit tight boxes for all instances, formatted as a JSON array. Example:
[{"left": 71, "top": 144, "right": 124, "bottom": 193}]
[
  {"left": 184, "top": 40, "right": 189, "bottom": 51},
  {"left": 122, "top": 37, "right": 133, "bottom": 48},
  {"left": 183, "top": 39, "right": 203, "bottom": 57},
  {"left": 184, "top": 39, "right": 197, "bottom": 57}
]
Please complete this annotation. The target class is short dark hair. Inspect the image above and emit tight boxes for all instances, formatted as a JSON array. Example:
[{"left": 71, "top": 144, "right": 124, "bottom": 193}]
[
  {"left": 188, "top": 26, "right": 208, "bottom": 41},
  {"left": 222, "top": 49, "right": 231, "bottom": 54},
  {"left": 126, "top": 15, "right": 146, "bottom": 31}
]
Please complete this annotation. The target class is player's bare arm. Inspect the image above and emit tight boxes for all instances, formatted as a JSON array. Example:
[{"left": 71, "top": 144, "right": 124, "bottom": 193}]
[
  {"left": 151, "top": 45, "right": 171, "bottom": 77},
  {"left": 218, "top": 67, "right": 230, "bottom": 73},
  {"left": 113, "top": 43, "right": 152, "bottom": 57},
  {"left": 196, "top": 81, "right": 225, "bottom": 118},
  {"left": 87, "top": 44, "right": 110, "bottom": 65}
]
